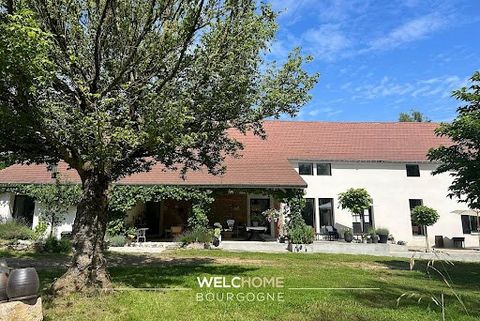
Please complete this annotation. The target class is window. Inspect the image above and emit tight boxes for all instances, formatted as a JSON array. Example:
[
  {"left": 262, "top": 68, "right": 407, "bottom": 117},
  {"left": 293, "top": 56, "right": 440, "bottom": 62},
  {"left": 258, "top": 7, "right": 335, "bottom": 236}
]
[
  {"left": 352, "top": 206, "right": 374, "bottom": 233},
  {"left": 302, "top": 198, "right": 315, "bottom": 228},
  {"left": 299, "top": 163, "right": 313, "bottom": 175},
  {"left": 318, "top": 198, "right": 334, "bottom": 227},
  {"left": 461, "top": 215, "right": 479, "bottom": 234},
  {"left": 12, "top": 195, "right": 35, "bottom": 227},
  {"left": 409, "top": 199, "right": 425, "bottom": 235},
  {"left": 316, "top": 163, "right": 332, "bottom": 176},
  {"left": 406, "top": 164, "right": 420, "bottom": 177}
]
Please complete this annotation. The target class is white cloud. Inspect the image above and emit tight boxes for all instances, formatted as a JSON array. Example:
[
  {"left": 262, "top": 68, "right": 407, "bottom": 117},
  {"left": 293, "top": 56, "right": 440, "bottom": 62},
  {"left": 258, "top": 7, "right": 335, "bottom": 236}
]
[
  {"left": 351, "top": 75, "right": 468, "bottom": 100},
  {"left": 367, "top": 13, "right": 448, "bottom": 51},
  {"left": 302, "top": 24, "right": 352, "bottom": 61}
]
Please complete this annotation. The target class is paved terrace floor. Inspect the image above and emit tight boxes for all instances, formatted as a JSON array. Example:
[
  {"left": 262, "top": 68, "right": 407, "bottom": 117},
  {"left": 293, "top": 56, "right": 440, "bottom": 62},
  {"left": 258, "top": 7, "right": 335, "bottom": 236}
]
[{"left": 107, "top": 241, "right": 480, "bottom": 262}]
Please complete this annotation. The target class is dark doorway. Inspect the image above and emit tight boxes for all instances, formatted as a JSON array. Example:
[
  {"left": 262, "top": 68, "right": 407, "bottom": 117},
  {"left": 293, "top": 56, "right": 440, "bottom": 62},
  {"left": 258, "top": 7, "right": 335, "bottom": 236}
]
[
  {"left": 145, "top": 201, "right": 161, "bottom": 236},
  {"left": 302, "top": 198, "right": 315, "bottom": 228},
  {"left": 13, "top": 195, "right": 35, "bottom": 227}
]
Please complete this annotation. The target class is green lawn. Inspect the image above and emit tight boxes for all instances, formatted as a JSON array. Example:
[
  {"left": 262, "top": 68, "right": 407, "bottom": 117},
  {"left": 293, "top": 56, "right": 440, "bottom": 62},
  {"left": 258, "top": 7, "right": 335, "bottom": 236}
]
[{"left": 2, "top": 249, "right": 480, "bottom": 321}]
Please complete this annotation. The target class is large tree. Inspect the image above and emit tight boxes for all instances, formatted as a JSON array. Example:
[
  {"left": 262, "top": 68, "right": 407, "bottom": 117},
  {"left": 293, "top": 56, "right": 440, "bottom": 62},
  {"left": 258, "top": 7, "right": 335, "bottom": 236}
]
[
  {"left": 0, "top": 0, "right": 318, "bottom": 294},
  {"left": 428, "top": 71, "right": 480, "bottom": 209}
]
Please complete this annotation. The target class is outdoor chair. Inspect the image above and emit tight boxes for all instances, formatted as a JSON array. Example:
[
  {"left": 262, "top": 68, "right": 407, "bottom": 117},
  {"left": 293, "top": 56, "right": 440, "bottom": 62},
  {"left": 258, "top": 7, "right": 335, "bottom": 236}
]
[
  {"left": 325, "top": 226, "right": 339, "bottom": 241},
  {"left": 226, "top": 219, "right": 235, "bottom": 231},
  {"left": 136, "top": 228, "right": 148, "bottom": 242}
]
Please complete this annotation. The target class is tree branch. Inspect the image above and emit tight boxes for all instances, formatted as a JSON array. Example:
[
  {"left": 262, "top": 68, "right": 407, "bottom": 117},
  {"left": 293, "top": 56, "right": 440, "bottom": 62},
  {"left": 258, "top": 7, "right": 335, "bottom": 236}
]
[{"left": 90, "top": 0, "right": 112, "bottom": 94}]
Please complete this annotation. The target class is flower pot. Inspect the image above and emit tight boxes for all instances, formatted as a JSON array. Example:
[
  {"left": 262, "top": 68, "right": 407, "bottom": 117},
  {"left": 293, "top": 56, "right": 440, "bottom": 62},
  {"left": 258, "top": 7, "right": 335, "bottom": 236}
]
[
  {"left": 379, "top": 235, "right": 388, "bottom": 243},
  {"left": 372, "top": 235, "right": 379, "bottom": 243},
  {"left": 6, "top": 268, "right": 39, "bottom": 301},
  {"left": 278, "top": 236, "right": 286, "bottom": 243},
  {"left": 344, "top": 234, "right": 353, "bottom": 243},
  {"left": 0, "top": 272, "right": 8, "bottom": 302}
]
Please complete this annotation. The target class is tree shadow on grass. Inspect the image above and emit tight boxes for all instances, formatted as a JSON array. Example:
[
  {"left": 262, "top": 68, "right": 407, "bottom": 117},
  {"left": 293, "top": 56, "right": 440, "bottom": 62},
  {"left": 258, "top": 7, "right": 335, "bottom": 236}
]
[
  {"left": 374, "top": 259, "right": 480, "bottom": 291},
  {"left": 110, "top": 262, "right": 258, "bottom": 289}
]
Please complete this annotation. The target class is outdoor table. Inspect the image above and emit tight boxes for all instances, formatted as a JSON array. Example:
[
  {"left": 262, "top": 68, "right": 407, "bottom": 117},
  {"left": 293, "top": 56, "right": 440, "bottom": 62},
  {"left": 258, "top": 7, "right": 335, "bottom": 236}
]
[{"left": 246, "top": 226, "right": 267, "bottom": 241}]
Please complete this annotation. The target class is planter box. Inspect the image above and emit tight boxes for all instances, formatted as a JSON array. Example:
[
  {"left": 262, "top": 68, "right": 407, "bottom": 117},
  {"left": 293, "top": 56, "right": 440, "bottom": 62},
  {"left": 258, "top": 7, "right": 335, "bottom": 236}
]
[{"left": 287, "top": 243, "right": 313, "bottom": 253}]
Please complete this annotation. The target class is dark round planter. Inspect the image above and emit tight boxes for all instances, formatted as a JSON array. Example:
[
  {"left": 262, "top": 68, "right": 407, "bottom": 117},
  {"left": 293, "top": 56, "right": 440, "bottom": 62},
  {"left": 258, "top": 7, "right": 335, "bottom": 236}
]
[
  {"left": 372, "top": 235, "right": 379, "bottom": 243},
  {"left": 0, "top": 272, "right": 8, "bottom": 302},
  {"left": 344, "top": 234, "right": 353, "bottom": 243},
  {"left": 379, "top": 235, "right": 388, "bottom": 243},
  {"left": 6, "top": 268, "right": 39, "bottom": 301}
]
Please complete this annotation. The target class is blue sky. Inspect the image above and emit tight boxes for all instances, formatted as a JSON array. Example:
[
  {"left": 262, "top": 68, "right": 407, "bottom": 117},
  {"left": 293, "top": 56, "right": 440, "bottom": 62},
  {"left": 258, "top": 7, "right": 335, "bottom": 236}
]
[{"left": 267, "top": 0, "right": 480, "bottom": 122}]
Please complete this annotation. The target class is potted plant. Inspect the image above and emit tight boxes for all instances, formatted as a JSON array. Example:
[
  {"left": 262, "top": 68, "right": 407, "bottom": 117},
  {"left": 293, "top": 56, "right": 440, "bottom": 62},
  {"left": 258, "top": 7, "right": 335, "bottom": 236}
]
[
  {"left": 287, "top": 223, "right": 315, "bottom": 252},
  {"left": 368, "top": 227, "right": 379, "bottom": 243},
  {"left": 411, "top": 205, "right": 439, "bottom": 251},
  {"left": 338, "top": 188, "right": 373, "bottom": 243},
  {"left": 250, "top": 213, "right": 264, "bottom": 227},
  {"left": 376, "top": 228, "right": 390, "bottom": 243},
  {"left": 343, "top": 228, "right": 353, "bottom": 243}
]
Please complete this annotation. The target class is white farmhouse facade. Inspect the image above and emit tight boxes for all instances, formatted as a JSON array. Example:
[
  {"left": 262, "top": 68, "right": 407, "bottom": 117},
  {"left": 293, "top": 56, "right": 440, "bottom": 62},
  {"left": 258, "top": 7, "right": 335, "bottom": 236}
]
[
  {"left": 0, "top": 120, "right": 478, "bottom": 247},
  {"left": 293, "top": 161, "right": 476, "bottom": 247}
]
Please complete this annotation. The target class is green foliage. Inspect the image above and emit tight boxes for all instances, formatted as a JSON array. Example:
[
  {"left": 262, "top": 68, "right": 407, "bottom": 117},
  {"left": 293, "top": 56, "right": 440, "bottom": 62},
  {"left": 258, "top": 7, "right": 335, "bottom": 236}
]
[
  {"left": 109, "top": 185, "right": 213, "bottom": 213},
  {"left": 0, "top": 220, "right": 36, "bottom": 240},
  {"left": 428, "top": 71, "right": 480, "bottom": 210},
  {"left": 343, "top": 228, "right": 353, "bottom": 236},
  {"left": 399, "top": 110, "right": 430, "bottom": 122},
  {"left": 411, "top": 206, "right": 439, "bottom": 227},
  {"left": 0, "top": 2, "right": 317, "bottom": 180},
  {"left": 187, "top": 201, "right": 210, "bottom": 230},
  {"left": 0, "top": 178, "right": 81, "bottom": 237},
  {"left": 367, "top": 227, "right": 377, "bottom": 236},
  {"left": 108, "top": 235, "right": 127, "bottom": 247},
  {"left": 338, "top": 188, "right": 373, "bottom": 215},
  {"left": 33, "top": 220, "right": 48, "bottom": 239},
  {"left": 281, "top": 189, "right": 307, "bottom": 229},
  {"left": 176, "top": 228, "right": 213, "bottom": 244},
  {"left": 375, "top": 228, "right": 389, "bottom": 236},
  {"left": 43, "top": 236, "right": 71, "bottom": 253},
  {"left": 288, "top": 223, "right": 314, "bottom": 244}
]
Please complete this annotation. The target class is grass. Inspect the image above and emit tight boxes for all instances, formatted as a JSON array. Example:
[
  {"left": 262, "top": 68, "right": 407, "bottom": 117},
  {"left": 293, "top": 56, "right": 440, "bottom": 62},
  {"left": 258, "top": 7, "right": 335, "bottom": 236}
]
[{"left": 1, "top": 249, "right": 480, "bottom": 321}]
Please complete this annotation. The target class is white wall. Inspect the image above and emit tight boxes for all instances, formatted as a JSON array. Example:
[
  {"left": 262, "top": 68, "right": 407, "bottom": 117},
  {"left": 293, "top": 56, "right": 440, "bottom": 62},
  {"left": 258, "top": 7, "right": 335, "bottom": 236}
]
[
  {"left": 0, "top": 192, "right": 14, "bottom": 222},
  {"left": 293, "top": 161, "right": 478, "bottom": 248},
  {"left": 32, "top": 203, "right": 76, "bottom": 239}
]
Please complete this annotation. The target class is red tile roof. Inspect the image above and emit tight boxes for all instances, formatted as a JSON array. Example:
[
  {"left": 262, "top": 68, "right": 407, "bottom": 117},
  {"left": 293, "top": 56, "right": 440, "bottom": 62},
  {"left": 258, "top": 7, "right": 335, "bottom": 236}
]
[{"left": 0, "top": 121, "right": 450, "bottom": 187}]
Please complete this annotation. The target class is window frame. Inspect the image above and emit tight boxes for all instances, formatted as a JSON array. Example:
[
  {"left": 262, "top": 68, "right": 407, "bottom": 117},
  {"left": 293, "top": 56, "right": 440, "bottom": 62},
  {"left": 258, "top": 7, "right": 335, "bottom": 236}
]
[
  {"left": 318, "top": 198, "right": 334, "bottom": 227},
  {"left": 302, "top": 198, "right": 315, "bottom": 228},
  {"left": 298, "top": 163, "right": 314, "bottom": 175},
  {"left": 406, "top": 164, "right": 420, "bottom": 177},
  {"left": 409, "top": 199, "right": 425, "bottom": 236},
  {"left": 316, "top": 163, "right": 332, "bottom": 176},
  {"left": 461, "top": 215, "right": 479, "bottom": 234}
]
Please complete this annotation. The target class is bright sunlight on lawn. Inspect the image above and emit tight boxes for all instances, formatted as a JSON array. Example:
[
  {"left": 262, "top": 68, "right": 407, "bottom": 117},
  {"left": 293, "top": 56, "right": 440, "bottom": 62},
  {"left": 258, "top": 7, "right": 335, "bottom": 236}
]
[{"left": 2, "top": 249, "right": 479, "bottom": 321}]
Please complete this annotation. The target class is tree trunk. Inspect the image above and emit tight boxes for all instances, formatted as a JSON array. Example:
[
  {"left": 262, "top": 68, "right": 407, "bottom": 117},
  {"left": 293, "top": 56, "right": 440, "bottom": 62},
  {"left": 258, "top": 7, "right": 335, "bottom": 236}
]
[
  {"left": 52, "top": 171, "right": 112, "bottom": 295},
  {"left": 425, "top": 227, "right": 429, "bottom": 252}
]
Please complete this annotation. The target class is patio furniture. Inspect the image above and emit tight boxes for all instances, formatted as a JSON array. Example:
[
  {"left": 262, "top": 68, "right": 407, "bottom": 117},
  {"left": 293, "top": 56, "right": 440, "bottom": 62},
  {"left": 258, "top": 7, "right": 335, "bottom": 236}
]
[
  {"left": 452, "top": 237, "right": 465, "bottom": 249},
  {"left": 226, "top": 219, "right": 235, "bottom": 231},
  {"left": 246, "top": 226, "right": 267, "bottom": 241},
  {"left": 325, "top": 226, "right": 339, "bottom": 241},
  {"left": 136, "top": 228, "right": 149, "bottom": 242},
  {"left": 435, "top": 235, "right": 444, "bottom": 248}
]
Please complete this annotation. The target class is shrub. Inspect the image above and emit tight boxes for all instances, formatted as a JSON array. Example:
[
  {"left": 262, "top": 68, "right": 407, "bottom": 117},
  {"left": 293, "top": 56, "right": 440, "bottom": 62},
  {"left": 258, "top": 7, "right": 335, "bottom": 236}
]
[
  {"left": 177, "top": 228, "right": 213, "bottom": 244},
  {"left": 375, "top": 228, "right": 389, "bottom": 236},
  {"left": 109, "top": 235, "right": 127, "bottom": 247},
  {"left": 33, "top": 221, "right": 48, "bottom": 239},
  {"left": 288, "top": 223, "right": 315, "bottom": 244},
  {"left": 43, "top": 236, "right": 72, "bottom": 253},
  {"left": 0, "top": 220, "right": 36, "bottom": 240}
]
